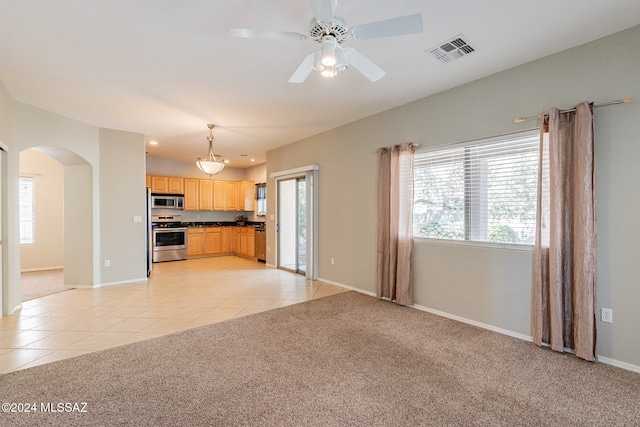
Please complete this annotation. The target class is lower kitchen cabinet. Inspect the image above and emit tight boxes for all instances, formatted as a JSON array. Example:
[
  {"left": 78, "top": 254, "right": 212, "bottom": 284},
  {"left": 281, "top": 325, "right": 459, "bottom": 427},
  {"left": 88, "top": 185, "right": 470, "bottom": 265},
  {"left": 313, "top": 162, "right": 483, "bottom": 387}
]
[
  {"left": 188, "top": 225, "right": 260, "bottom": 260},
  {"left": 187, "top": 228, "right": 205, "bottom": 257},
  {"left": 222, "top": 227, "right": 232, "bottom": 253},
  {"left": 204, "top": 227, "right": 222, "bottom": 255}
]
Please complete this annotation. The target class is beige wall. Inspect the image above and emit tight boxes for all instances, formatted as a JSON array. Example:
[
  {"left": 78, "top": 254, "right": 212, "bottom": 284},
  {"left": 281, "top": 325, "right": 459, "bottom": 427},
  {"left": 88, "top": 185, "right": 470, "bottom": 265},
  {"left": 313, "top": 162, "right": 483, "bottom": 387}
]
[
  {"left": 99, "top": 128, "right": 147, "bottom": 285},
  {"left": 0, "top": 96, "right": 147, "bottom": 313},
  {"left": 19, "top": 149, "right": 64, "bottom": 271},
  {"left": 267, "top": 25, "right": 640, "bottom": 369}
]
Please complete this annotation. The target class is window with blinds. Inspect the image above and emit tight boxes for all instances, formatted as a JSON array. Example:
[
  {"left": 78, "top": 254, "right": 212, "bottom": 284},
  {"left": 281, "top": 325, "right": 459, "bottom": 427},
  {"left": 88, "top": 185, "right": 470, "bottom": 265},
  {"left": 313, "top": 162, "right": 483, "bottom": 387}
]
[
  {"left": 413, "top": 131, "right": 540, "bottom": 245},
  {"left": 19, "top": 176, "right": 35, "bottom": 244}
]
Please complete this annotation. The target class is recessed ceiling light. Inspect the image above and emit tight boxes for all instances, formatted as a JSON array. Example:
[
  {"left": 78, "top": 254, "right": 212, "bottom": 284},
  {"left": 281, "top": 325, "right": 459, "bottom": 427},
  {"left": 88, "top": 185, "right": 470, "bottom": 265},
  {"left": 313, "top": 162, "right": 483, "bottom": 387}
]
[
  {"left": 148, "top": 140, "right": 158, "bottom": 145},
  {"left": 224, "top": 159, "right": 230, "bottom": 164},
  {"left": 250, "top": 159, "right": 255, "bottom": 162}
]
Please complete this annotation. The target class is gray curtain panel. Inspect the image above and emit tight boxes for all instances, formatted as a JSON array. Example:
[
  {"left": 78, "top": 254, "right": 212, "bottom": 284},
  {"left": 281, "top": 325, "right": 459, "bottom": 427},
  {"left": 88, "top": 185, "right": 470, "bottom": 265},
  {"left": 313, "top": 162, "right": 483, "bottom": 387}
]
[
  {"left": 376, "top": 143, "right": 415, "bottom": 306},
  {"left": 533, "top": 102, "right": 597, "bottom": 361}
]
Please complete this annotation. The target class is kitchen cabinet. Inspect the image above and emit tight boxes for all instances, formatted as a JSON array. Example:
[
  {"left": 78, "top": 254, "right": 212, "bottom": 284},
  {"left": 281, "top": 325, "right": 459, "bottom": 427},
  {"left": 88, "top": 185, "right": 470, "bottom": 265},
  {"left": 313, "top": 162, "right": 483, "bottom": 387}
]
[
  {"left": 168, "top": 177, "right": 184, "bottom": 194},
  {"left": 225, "top": 181, "right": 239, "bottom": 211},
  {"left": 184, "top": 178, "right": 198, "bottom": 210},
  {"left": 213, "top": 180, "right": 226, "bottom": 211},
  {"left": 204, "top": 227, "right": 222, "bottom": 255},
  {"left": 150, "top": 175, "right": 184, "bottom": 194},
  {"left": 222, "top": 227, "right": 232, "bottom": 253},
  {"left": 188, "top": 226, "right": 258, "bottom": 260},
  {"left": 233, "top": 227, "right": 241, "bottom": 254},
  {"left": 247, "top": 227, "right": 255, "bottom": 257},
  {"left": 148, "top": 173, "right": 254, "bottom": 212},
  {"left": 187, "top": 228, "right": 205, "bottom": 257},
  {"left": 151, "top": 175, "right": 169, "bottom": 193},
  {"left": 199, "top": 179, "right": 214, "bottom": 210},
  {"left": 239, "top": 180, "right": 255, "bottom": 211},
  {"left": 238, "top": 226, "right": 255, "bottom": 258}
]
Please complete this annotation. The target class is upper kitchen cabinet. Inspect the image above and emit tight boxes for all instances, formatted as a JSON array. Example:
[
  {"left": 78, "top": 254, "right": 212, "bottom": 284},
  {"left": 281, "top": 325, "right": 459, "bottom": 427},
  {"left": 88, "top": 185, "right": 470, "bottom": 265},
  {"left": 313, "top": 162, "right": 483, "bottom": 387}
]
[
  {"left": 148, "top": 172, "right": 255, "bottom": 212},
  {"left": 213, "top": 180, "right": 226, "bottom": 211},
  {"left": 149, "top": 175, "right": 184, "bottom": 194},
  {"left": 184, "top": 178, "right": 198, "bottom": 210},
  {"left": 225, "top": 181, "right": 239, "bottom": 211},
  {"left": 239, "top": 180, "right": 255, "bottom": 211},
  {"left": 213, "top": 180, "right": 253, "bottom": 211},
  {"left": 199, "top": 179, "right": 214, "bottom": 210}
]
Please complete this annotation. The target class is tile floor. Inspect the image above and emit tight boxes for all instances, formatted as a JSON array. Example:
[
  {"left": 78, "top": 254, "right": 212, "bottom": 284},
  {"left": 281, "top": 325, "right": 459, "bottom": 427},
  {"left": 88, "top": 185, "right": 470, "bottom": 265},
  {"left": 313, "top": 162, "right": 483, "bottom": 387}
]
[{"left": 0, "top": 257, "right": 347, "bottom": 374}]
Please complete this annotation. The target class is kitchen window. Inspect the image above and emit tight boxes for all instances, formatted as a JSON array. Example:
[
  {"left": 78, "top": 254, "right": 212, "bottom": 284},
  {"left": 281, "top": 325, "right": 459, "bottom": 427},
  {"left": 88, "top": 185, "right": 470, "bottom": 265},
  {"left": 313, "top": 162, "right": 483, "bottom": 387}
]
[
  {"left": 19, "top": 176, "right": 35, "bottom": 244},
  {"left": 255, "top": 182, "right": 266, "bottom": 217},
  {"left": 413, "top": 130, "right": 540, "bottom": 246}
]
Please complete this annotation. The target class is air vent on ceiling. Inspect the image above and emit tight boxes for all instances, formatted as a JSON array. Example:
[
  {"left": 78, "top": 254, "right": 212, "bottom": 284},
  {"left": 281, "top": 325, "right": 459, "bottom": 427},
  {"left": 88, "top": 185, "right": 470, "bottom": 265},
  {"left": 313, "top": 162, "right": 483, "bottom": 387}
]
[{"left": 428, "top": 34, "right": 475, "bottom": 63}]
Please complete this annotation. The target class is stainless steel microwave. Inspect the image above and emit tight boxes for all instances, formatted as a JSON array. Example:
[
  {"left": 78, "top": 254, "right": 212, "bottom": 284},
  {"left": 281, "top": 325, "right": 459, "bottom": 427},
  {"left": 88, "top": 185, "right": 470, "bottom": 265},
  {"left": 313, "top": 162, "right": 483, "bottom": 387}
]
[{"left": 151, "top": 194, "right": 184, "bottom": 209}]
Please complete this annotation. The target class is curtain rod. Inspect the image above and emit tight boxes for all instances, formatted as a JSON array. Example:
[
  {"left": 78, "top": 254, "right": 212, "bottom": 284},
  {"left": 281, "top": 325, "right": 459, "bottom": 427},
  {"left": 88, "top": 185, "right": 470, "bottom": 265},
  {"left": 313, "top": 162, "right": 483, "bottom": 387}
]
[
  {"left": 372, "top": 143, "right": 420, "bottom": 154},
  {"left": 512, "top": 98, "right": 632, "bottom": 123}
]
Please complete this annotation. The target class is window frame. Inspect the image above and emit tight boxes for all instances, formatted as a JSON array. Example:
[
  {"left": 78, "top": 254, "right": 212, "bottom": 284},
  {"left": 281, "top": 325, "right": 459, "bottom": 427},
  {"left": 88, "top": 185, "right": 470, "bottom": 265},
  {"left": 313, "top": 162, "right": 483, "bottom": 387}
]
[{"left": 412, "top": 129, "right": 540, "bottom": 251}]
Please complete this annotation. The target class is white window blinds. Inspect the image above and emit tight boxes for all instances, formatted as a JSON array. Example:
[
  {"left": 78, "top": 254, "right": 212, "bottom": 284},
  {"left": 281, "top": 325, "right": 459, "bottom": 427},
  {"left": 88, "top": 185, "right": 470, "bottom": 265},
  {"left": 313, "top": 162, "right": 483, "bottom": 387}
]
[
  {"left": 413, "top": 132, "right": 540, "bottom": 245},
  {"left": 19, "top": 176, "right": 35, "bottom": 244}
]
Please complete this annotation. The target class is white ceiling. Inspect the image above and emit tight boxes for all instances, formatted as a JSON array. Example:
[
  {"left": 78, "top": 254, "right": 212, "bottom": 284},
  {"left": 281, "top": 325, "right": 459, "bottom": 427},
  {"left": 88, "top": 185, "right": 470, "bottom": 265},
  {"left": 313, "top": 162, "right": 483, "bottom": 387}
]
[{"left": 1, "top": 1, "right": 639, "bottom": 168}]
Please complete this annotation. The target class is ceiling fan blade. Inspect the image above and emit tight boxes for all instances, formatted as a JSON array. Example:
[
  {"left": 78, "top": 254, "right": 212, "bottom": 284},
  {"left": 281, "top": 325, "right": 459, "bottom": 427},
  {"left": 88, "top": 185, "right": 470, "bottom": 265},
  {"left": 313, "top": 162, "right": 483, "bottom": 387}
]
[
  {"left": 230, "top": 28, "right": 309, "bottom": 40},
  {"left": 350, "top": 13, "right": 423, "bottom": 40},
  {"left": 309, "top": 0, "right": 335, "bottom": 24},
  {"left": 344, "top": 48, "right": 385, "bottom": 82},
  {"left": 288, "top": 52, "right": 315, "bottom": 83}
]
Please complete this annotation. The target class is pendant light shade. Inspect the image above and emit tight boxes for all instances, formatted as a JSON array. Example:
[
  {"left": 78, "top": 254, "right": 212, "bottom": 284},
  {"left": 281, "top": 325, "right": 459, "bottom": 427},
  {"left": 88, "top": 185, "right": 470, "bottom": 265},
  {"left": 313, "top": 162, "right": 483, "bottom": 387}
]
[{"left": 196, "top": 124, "right": 225, "bottom": 176}]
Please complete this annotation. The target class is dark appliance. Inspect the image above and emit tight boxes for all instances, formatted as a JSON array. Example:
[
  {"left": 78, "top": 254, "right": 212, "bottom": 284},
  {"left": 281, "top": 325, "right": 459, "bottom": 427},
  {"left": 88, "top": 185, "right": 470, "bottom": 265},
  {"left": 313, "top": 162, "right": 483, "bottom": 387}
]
[
  {"left": 255, "top": 223, "right": 266, "bottom": 262},
  {"left": 151, "top": 214, "right": 187, "bottom": 262}
]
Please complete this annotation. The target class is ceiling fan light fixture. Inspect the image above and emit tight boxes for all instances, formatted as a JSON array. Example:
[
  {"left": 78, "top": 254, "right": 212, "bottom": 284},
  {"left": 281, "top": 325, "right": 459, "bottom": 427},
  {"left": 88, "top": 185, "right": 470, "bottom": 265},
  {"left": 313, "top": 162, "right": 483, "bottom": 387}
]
[
  {"left": 321, "top": 36, "right": 337, "bottom": 67},
  {"left": 313, "top": 48, "right": 324, "bottom": 71},
  {"left": 335, "top": 48, "right": 348, "bottom": 72},
  {"left": 196, "top": 124, "right": 225, "bottom": 177},
  {"left": 321, "top": 67, "right": 336, "bottom": 78}
]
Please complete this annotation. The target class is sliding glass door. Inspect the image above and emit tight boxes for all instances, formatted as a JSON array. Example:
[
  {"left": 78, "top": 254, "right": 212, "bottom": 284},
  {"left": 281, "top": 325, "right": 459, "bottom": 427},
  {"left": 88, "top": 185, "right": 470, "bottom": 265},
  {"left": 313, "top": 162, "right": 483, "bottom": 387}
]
[{"left": 278, "top": 177, "right": 306, "bottom": 274}]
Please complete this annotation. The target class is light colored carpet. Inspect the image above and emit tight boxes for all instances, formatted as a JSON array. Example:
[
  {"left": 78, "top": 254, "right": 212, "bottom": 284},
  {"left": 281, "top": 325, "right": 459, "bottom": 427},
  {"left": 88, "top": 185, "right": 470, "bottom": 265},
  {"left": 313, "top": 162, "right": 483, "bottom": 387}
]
[
  {"left": 20, "top": 269, "right": 67, "bottom": 302},
  {"left": 1, "top": 291, "right": 638, "bottom": 426}
]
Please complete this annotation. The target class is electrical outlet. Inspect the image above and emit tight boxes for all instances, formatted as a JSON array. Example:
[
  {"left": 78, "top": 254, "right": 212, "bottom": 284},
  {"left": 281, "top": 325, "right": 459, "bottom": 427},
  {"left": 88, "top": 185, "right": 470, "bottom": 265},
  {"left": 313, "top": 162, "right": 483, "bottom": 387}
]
[
  {"left": 331, "top": 257, "right": 335, "bottom": 265},
  {"left": 601, "top": 308, "right": 613, "bottom": 323},
  {"left": 104, "top": 259, "right": 111, "bottom": 268}
]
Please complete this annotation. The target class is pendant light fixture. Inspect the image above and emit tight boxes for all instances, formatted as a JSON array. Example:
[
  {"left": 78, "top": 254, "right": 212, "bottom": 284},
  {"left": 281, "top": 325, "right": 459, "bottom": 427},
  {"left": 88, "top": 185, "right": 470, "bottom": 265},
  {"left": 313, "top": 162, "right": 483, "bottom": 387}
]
[{"left": 196, "top": 124, "right": 225, "bottom": 176}]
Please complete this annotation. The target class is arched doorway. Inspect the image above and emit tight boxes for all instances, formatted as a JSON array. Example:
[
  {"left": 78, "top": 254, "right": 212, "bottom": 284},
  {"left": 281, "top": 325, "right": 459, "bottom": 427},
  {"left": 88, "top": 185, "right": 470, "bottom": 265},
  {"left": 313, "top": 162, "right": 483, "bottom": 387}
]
[
  {"left": 19, "top": 149, "right": 64, "bottom": 300},
  {"left": 18, "top": 146, "right": 93, "bottom": 300}
]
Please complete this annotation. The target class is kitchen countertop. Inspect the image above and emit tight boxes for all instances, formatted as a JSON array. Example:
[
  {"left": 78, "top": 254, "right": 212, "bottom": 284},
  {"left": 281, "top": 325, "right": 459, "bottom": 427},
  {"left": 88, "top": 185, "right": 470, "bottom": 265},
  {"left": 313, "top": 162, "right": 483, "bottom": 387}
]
[{"left": 183, "top": 221, "right": 265, "bottom": 228}]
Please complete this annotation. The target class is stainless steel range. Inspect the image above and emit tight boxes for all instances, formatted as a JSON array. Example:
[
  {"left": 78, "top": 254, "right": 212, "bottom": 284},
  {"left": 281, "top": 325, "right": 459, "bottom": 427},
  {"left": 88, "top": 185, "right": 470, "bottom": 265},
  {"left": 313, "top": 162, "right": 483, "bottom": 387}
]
[{"left": 151, "top": 214, "right": 187, "bottom": 262}]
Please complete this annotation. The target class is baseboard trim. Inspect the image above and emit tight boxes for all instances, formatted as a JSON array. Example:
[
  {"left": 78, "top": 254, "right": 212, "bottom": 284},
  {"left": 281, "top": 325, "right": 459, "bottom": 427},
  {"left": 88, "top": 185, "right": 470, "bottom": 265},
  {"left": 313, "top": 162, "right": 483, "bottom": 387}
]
[
  {"left": 317, "top": 277, "right": 376, "bottom": 297},
  {"left": 597, "top": 355, "right": 640, "bottom": 373},
  {"left": 96, "top": 277, "right": 148, "bottom": 288},
  {"left": 412, "top": 303, "right": 533, "bottom": 342},
  {"left": 20, "top": 266, "right": 64, "bottom": 273},
  {"left": 8, "top": 303, "right": 23, "bottom": 315}
]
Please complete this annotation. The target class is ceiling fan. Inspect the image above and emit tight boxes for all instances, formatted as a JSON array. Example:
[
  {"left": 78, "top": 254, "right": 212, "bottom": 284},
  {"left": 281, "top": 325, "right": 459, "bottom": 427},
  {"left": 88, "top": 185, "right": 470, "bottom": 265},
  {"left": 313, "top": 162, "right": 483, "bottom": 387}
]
[{"left": 230, "top": 0, "right": 423, "bottom": 83}]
